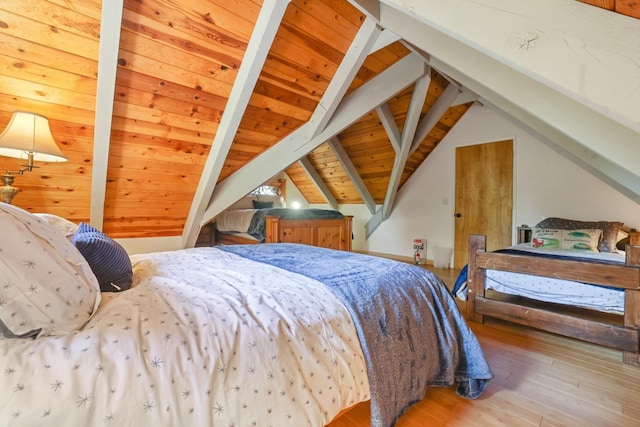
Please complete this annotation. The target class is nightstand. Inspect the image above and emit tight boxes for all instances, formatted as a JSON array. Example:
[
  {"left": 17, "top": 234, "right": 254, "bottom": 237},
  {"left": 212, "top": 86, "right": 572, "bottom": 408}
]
[{"left": 517, "top": 226, "right": 532, "bottom": 244}]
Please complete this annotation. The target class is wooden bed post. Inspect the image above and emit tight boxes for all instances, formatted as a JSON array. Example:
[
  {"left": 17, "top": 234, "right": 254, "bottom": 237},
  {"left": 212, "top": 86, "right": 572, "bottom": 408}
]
[
  {"left": 467, "top": 235, "right": 486, "bottom": 323},
  {"left": 623, "top": 245, "right": 640, "bottom": 366}
]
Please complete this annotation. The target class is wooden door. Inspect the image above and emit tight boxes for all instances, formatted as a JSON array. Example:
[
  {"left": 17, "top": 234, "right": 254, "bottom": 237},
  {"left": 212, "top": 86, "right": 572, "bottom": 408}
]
[{"left": 453, "top": 140, "right": 513, "bottom": 269}]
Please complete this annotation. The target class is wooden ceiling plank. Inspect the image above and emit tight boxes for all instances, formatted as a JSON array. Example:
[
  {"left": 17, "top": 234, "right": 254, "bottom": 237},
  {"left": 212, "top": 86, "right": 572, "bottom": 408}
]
[
  {"left": 327, "top": 136, "right": 377, "bottom": 213},
  {"left": 91, "top": 0, "right": 124, "bottom": 229},
  {"left": 182, "top": 0, "right": 291, "bottom": 248},
  {"left": 299, "top": 156, "right": 339, "bottom": 209},
  {"left": 410, "top": 81, "right": 459, "bottom": 154},
  {"left": 306, "top": 16, "right": 381, "bottom": 140},
  {"left": 204, "top": 53, "right": 427, "bottom": 224}
]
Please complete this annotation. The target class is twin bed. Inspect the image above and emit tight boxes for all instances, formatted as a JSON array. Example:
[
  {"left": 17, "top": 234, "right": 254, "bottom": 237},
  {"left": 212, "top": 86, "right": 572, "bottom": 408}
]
[
  {"left": 0, "top": 202, "right": 492, "bottom": 426},
  {"left": 197, "top": 180, "right": 353, "bottom": 251},
  {"left": 455, "top": 217, "right": 640, "bottom": 366}
]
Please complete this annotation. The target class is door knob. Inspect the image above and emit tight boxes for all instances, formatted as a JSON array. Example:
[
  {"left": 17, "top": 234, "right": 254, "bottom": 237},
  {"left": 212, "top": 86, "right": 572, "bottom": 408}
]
[{"left": 455, "top": 213, "right": 462, "bottom": 218}]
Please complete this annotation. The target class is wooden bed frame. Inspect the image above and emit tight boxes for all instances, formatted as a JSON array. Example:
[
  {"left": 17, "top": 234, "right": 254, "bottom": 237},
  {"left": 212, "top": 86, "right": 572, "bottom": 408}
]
[
  {"left": 203, "top": 215, "right": 353, "bottom": 251},
  {"left": 466, "top": 234, "right": 640, "bottom": 366}
]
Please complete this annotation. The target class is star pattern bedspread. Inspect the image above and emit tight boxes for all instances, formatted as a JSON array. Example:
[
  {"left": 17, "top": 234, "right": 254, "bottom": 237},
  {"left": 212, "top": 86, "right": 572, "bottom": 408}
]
[{"left": 0, "top": 247, "right": 370, "bottom": 426}]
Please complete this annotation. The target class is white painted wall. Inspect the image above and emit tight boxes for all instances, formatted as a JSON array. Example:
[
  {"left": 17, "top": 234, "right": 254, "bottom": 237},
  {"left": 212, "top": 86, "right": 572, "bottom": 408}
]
[{"left": 366, "top": 103, "right": 640, "bottom": 262}]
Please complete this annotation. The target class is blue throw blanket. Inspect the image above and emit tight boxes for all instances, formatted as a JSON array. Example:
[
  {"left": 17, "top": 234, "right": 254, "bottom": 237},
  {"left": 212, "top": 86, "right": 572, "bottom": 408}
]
[
  {"left": 247, "top": 208, "right": 343, "bottom": 242},
  {"left": 220, "top": 243, "right": 492, "bottom": 427}
]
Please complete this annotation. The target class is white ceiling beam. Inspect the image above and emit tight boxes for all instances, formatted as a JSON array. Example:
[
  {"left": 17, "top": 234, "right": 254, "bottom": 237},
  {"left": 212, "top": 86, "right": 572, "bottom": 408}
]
[
  {"left": 305, "top": 17, "right": 381, "bottom": 141},
  {"left": 182, "top": 0, "right": 290, "bottom": 248},
  {"left": 298, "top": 157, "right": 339, "bottom": 209},
  {"left": 453, "top": 89, "right": 478, "bottom": 106},
  {"left": 381, "top": 73, "right": 430, "bottom": 220},
  {"left": 369, "top": 29, "right": 401, "bottom": 53},
  {"left": 375, "top": 103, "right": 401, "bottom": 152},
  {"left": 327, "top": 137, "right": 377, "bottom": 214},
  {"left": 410, "top": 81, "right": 458, "bottom": 154},
  {"left": 202, "top": 53, "right": 427, "bottom": 224},
  {"left": 90, "top": 0, "right": 124, "bottom": 230}
]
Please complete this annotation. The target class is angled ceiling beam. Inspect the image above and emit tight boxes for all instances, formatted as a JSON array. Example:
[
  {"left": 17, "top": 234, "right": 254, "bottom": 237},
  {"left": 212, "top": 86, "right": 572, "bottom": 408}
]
[
  {"left": 202, "top": 53, "right": 427, "bottom": 224},
  {"left": 410, "top": 81, "right": 459, "bottom": 154},
  {"left": 182, "top": 0, "right": 290, "bottom": 248},
  {"left": 306, "top": 17, "right": 381, "bottom": 141},
  {"left": 298, "top": 157, "right": 339, "bottom": 209},
  {"left": 382, "top": 73, "right": 430, "bottom": 219},
  {"left": 365, "top": 73, "right": 430, "bottom": 236},
  {"left": 369, "top": 29, "right": 401, "bottom": 53},
  {"left": 327, "top": 137, "right": 377, "bottom": 214},
  {"left": 376, "top": 103, "right": 401, "bottom": 152},
  {"left": 90, "top": 0, "right": 124, "bottom": 230},
  {"left": 453, "top": 89, "right": 478, "bottom": 106}
]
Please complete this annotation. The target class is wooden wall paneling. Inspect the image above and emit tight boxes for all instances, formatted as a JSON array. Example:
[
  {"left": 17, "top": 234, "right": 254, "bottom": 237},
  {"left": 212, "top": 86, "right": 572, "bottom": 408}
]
[
  {"left": 0, "top": 56, "right": 96, "bottom": 96},
  {"left": 251, "top": 80, "right": 318, "bottom": 119},
  {"left": 122, "top": 2, "right": 247, "bottom": 68},
  {"left": 286, "top": 2, "right": 356, "bottom": 56},
  {"left": 114, "top": 85, "right": 224, "bottom": 123},
  {"left": 46, "top": 0, "right": 103, "bottom": 20},
  {"left": 163, "top": 0, "right": 261, "bottom": 42},
  {"left": 109, "top": 116, "right": 215, "bottom": 147},
  {"left": 114, "top": 68, "right": 229, "bottom": 110},
  {"left": 0, "top": 33, "right": 98, "bottom": 81},
  {"left": 0, "top": 76, "right": 96, "bottom": 111},
  {"left": 0, "top": 3, "right": 101, "bottom": 50},
  {"left": 114, "top": 47, "right": 233, "bottom": 103}
]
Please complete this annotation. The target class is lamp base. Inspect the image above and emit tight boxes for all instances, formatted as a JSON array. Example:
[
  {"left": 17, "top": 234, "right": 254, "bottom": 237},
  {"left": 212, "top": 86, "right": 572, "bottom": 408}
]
[{"left": 1, "top": 174, "right": 19, "bottom": 204}]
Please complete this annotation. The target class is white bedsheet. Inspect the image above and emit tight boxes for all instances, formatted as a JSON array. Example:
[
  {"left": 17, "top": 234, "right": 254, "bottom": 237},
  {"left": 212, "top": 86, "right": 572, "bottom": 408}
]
[
  {"left": 0, "top": 247, "right": 370, "bottom": 426},
  {"left": 487, "top": 244, "right": 626, "bottom": 313}
]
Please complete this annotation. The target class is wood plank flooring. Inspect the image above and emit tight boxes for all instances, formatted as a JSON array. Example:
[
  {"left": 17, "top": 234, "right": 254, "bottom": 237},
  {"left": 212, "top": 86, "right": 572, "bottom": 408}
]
[{"left": 327, "top": 264, "right": 640, "bottom": 427}]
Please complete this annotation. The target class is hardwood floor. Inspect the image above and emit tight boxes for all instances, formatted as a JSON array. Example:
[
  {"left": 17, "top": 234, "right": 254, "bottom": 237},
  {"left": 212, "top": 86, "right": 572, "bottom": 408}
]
[{"left": 327, "top": 264, "right": 640, "bottom": 427}]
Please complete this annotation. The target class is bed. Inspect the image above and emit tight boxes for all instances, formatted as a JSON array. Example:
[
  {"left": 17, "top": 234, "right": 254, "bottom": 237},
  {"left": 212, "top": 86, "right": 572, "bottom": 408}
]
[
  {"left": 456, "top": 217, "right": 640, "bottom": 366},
  {"left": 0, "top": 202, "right": 492, "bottom": 427},
  {"left": 197, "top": 179, "right": 353, "bottom": 251}
]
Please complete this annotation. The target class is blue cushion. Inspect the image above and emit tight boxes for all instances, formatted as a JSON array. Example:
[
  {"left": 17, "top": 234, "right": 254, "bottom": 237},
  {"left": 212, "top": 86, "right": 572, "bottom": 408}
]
[
  {"left": 252, "top": 200, "right": 273, "bottom": 209},
  {"left": 72, "top": 223, "right": 132, "bottom": 292}
]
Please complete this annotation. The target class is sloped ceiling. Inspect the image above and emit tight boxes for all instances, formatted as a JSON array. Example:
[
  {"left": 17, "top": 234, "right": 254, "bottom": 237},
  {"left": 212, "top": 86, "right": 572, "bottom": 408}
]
[{"left": 0, "top": 0, "right": 638, "bottom": 247}]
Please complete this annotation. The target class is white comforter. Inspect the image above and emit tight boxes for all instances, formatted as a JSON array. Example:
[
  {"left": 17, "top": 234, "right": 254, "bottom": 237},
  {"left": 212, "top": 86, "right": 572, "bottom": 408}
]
[{"left": 0, "top": 247, "right": 370, "bottom": 426}]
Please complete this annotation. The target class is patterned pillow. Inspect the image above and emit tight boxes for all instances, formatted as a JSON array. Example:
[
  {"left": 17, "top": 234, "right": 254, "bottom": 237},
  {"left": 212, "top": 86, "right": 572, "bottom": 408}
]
[
  {"left": 534, "top": 217, "right": 623, "bottom": 252},
  {"left": 0, "top": 204, "right": 100, "bottom": 339},
  {"left": 33, "top": 213, "right": 78, "bottom": 238},
  {"left": 72, "top": 223, "right": 133, "bottom": 292},
  {"left": 531, "top": 228, "right": 562, "bottom": 249},
  {"left": 560, "top": 229, "right": 601, "bottom": 252}
]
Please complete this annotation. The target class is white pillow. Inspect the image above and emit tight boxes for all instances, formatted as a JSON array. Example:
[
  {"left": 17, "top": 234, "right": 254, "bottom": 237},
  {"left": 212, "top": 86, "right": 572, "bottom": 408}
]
[
  {"left": 33, "top": 213, "right": 79, "bottom": 238},
  {"left": 0, "top": 203, "right": 101, "bottom": 339},
  {"left": 560, "top": 229, "right": 602, "bottom": 252}
]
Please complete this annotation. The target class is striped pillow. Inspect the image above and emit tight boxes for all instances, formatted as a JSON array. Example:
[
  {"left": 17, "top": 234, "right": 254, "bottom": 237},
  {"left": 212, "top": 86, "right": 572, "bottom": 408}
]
[{"left": 72, "top": 223, "right": 133, "bottom": 292}]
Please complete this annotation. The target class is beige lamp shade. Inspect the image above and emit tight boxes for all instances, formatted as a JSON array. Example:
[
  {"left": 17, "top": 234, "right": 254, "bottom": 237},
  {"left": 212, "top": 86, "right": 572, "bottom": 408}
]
[{"left": 0, "top": 111, "right": 67, "bottom": 162}]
